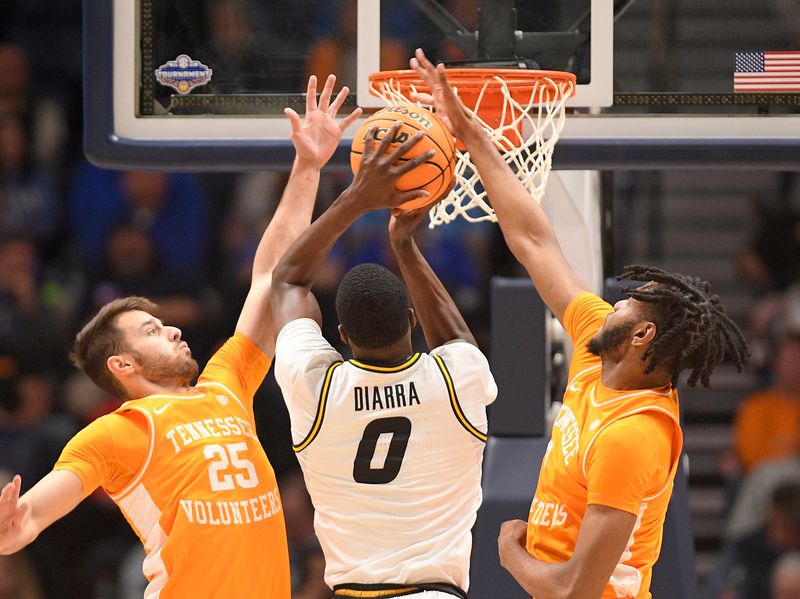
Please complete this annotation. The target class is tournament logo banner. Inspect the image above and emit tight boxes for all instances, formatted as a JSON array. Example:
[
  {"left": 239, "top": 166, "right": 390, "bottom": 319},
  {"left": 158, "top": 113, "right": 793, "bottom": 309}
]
[{"left": 155, "top": 54, "right": 213, "bottom": 94}]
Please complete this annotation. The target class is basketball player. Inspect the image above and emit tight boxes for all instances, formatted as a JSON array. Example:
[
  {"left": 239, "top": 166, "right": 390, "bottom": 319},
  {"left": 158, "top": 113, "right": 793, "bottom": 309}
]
[
  {"left": 410, "top": 49, "right": 749, "bottom": 599},
  {"left": 270, "top": 123, "right": 497, "bottom": 599},
  {"left": 0, "top": 74, "right": 361, "bottom": 598}
]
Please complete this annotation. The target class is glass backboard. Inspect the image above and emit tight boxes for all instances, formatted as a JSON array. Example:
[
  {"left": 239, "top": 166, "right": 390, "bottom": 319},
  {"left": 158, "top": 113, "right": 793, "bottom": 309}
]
[{"left": 84, "top": 0, "right": 800, "bottom": 170}]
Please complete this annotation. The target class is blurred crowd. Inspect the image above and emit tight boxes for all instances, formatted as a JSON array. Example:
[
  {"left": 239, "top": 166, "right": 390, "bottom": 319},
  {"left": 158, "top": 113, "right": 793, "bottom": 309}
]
[{"left": 704, "top": 177, "right": 800, "bottom": 599}]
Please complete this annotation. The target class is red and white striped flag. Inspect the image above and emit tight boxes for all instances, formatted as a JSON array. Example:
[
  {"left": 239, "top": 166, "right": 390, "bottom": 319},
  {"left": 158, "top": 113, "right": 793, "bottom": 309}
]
[{"left": 734, "top": 51, "right": 800, "bottom": 92}]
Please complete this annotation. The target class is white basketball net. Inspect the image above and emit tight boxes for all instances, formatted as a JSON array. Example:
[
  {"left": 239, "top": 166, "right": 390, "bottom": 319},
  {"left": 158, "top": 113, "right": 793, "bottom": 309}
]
[{"left": 371, "top": 74, "right": 574, "bottom": 228}]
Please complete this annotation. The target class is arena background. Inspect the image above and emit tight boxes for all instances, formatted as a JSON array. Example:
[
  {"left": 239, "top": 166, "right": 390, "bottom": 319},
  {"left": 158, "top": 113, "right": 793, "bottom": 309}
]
[{"left": 1, "top": 1, "right": 800, "bottom": 597}]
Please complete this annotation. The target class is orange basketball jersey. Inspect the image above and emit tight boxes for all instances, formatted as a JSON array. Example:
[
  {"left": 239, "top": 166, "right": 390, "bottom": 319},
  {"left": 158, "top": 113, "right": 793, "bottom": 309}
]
[
  {"left": 55, "top": 334, "right": 291, "bottom": 599},
  {"left": 526, "top": 293, "right": 683, "bottom": 599}
]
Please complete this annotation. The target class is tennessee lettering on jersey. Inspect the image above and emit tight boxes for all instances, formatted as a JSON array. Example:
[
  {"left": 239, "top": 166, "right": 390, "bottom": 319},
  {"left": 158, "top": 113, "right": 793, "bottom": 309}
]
[
  {"left": 165, "top": 415, "right": 258, "bottom": 452},
  {"left": 552, "top": 405, "right": 580, "bottom": 467},
  {"left": 354, "top": 382, "right": 421, "bottom": 411}
]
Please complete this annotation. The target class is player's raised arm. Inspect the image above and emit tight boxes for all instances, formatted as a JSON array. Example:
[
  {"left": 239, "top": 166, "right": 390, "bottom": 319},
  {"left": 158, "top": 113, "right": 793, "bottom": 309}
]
[
  {"left": 236, "top": 74, "right": 362, "bottom": 356},
  {"left": 271, "top": 123, "right": 433, "bottom": 333},
  {"left": 388, "top": 207, "right": 476, "bottom": 348},
  {"left": 410, "top": 49, "right": 588, "bottom": 323},
  {"left": 0, "top": 472, "right": 84, "bottom": 556}
]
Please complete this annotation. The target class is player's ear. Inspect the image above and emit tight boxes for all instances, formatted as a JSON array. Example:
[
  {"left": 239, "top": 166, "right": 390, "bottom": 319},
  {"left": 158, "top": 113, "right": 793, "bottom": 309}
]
[
  {"left": 631, "top": 321, "right": 657, "bottom": 347},
  {"left": 408, "top": 308, "right": 417, "bottom": 330},
  {"left": 338, "top": 324, "right": 350, "bottom": 347},
  {"left": 107, "top": 354, "right": 135, "bottom": 377}
]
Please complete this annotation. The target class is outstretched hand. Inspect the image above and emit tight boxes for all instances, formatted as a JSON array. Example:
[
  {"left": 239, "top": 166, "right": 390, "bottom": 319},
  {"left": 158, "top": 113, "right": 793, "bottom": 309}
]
[
  {"left": 409, "top": 48, "right": 476, "bottom": 138},
  {"left": 285, "top": 74, "right": 363, "bottom": 169},
  {"left": 343, "top": 121, "right": 434, "bottom": 213},
  {"left": 0, "top": 475, "right": 31, "bottom": 555},
  {"left": 388, "top": 206, "right": 428, "bottom": 243}
]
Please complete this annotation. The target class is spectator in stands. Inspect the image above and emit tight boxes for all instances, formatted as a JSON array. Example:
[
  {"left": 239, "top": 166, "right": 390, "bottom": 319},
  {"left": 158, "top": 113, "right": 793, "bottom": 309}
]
[
  {"left": 69, "top": 165, "right": 209, "bottom": 280},
  {"left": 305, "top": 0, "right": 414, "bottom": 84},
  {"left": 774, "top": 552, "right": 800, "bottom": 599},
  {"left": 0, "top": 43, "right": 68, "bottom": 178},
  {"left": 84, "top": 222, "right": 223, "bottom": 362},
  {"left": 0, "top": 113, "right": 58, "bottom": 244},
  {"left": 200, "top": 0, "right": 307, "bottom": 93},
  {"left": 734, "top": 331, "right": 800, "bottom": 474},
  {"left": 722, "top": 482, "right": 800, "bottom": 599},
  {"left": 0, "top": 238, "right": 65, "bottom": 367},
  {"left": 737, "top": 203, "right": 800, "bottom": 375}
]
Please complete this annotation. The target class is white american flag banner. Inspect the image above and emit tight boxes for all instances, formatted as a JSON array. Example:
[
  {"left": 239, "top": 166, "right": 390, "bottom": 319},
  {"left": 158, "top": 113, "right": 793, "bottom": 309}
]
[{"left": 734, "top": 51, "right": 800, "bottom": 92}]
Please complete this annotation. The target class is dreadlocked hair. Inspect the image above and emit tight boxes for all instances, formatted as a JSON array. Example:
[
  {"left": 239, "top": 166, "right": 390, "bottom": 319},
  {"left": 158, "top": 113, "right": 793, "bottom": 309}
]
[{"left": 617, "top": 265, "right": 750, "bottom": 388}]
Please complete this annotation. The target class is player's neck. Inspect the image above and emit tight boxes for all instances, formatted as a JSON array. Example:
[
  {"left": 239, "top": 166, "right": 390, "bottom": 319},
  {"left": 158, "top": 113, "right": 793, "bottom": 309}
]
[
  {"left": 124, "top": 377, "right": 196, "bottom": 400},
  {"left": 350, "top": 338, "right": 415, "bottom": 367},
  {"left": 600, "top": 355, "right": 671, "bottom": 391}
]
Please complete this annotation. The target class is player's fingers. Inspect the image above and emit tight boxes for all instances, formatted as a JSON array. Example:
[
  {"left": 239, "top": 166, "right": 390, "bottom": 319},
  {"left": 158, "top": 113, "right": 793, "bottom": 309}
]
[
  {"left": 395, "top": 190, "right": 429, "bottom": 206},
  {"left": 339, "top": 106, "right": 363, "bottom": 132},
  {"left": 12, "top": 501, "right": 30, "bottom": 527},
  {"left": 409, "top": 91, "right": 435, "bottom": 105},
  {"left": 376, "top": 121, "right": 404, "bottom": 156},
  {"left": 413, "top": 48, "right": 436, "bottom": 74},
  {"left": 0, "top": 482, "right": 14, "bottom": 505},
  {"left": 387, "top": 130, "right": 426, "bottom": 163},
  {"left": 306, "top": 75, "right": 318, "bottom": 114},
  {"left": 410, "top": 58, "right": 433, "bottom": 88},
  {"left": 393, "top": 149, "right": 435, "bottom": 176},
  {"left": 284, "top": 107, "right": 302, "bottom": 133},
  {"left": 329, "top": 84, "right": 349, "bottom": 115},
  {"left": 360, "top": 126, "right": 380, "bottom": 159},
  {"left": 319, "top": 74, "right": 336, "bottom": 112},
  {"left": 395, "top": 206, "right": 428, "bottom": 222}
]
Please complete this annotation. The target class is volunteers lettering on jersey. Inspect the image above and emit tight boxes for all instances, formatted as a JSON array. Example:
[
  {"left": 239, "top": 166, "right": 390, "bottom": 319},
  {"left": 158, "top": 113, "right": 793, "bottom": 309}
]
[{"left": 178, "top": 486, "right": 282, "bottom": 525}]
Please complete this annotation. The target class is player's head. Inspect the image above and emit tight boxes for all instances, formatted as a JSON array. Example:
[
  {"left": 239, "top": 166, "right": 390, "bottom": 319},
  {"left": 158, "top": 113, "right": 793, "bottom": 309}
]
[
  {"left": 71, "top": 296, "right": 199, "bottom": 399},
  {"left": 588, "top": 265, "right": 749, "bottom": 387},
  {"left": 335, "top": 263, "right": 413, "bottom": 352}
]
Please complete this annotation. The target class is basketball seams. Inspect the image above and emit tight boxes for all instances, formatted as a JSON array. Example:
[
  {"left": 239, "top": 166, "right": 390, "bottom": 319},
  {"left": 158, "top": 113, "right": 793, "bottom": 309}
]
[
  {"left": 352, "top": 117, "right": 448, "bottom": 194},
  {"left": 350, "top": 104, "right": 456, "bottom": 209}
]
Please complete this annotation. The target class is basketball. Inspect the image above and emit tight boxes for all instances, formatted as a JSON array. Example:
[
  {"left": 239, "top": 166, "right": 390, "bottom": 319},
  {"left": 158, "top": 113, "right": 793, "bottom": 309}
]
[{"left": 350, "top": 104, "right": 456, "bottom": 211}]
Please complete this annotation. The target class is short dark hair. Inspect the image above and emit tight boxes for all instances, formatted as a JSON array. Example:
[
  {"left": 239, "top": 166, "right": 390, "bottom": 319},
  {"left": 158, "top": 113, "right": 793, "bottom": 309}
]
[
  {"left": 335, "top": 264, "right": 410, "bottom": 350},
  {"left": 618, "top": 265, "right": 750, "bottom": 387},
  {"left": 71, "top": 297, "right": 159, "bottom": 399}
]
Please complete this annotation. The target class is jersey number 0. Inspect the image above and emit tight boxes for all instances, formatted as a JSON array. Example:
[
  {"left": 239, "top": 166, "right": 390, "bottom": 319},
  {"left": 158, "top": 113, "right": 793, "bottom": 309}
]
[{"left": 353, "top": 417, "right": 411, "bottom": 484}]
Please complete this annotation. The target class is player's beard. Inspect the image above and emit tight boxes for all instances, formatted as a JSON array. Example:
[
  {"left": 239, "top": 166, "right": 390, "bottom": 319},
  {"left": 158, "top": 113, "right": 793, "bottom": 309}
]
[
  {"left": 587, "top": 319, "right": 635, "bottom": 358},
  {"left": 132, "top": 348, "right": 199, "bottom": 386}
]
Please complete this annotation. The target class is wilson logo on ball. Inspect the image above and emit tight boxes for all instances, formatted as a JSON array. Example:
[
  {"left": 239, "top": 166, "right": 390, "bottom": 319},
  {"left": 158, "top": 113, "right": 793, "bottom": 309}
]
[{"left": 381, "top": 105, "right": 433, "bottom": 129}]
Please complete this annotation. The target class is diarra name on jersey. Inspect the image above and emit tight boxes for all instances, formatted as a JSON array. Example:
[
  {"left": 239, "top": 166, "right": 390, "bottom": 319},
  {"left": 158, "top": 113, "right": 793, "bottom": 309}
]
[{"left": 354, "top": 382, "right": 421, "bottom": 412}]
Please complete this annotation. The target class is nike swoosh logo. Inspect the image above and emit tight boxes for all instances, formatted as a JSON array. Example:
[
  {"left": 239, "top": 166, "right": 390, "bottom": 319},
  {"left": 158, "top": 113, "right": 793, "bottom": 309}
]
[
  {"left": 153, "top": 401, "right": 173, "bottom": 415},
  {"left": 568, "top": 383, "right": 582, "bottom": 392}
]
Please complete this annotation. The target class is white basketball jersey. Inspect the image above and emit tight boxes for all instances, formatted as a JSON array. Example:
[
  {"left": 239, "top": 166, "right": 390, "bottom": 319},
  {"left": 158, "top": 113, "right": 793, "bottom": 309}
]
[{"left": 275, "top": 319, "right": 497, "bottom": 590}]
